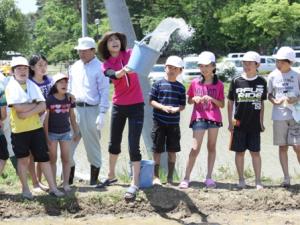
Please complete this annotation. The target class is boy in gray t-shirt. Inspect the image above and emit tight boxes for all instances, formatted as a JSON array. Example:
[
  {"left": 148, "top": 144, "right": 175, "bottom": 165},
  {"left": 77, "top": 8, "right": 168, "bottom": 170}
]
[{"left": 268, "top": 47, "right": 300, "bottom": 187}]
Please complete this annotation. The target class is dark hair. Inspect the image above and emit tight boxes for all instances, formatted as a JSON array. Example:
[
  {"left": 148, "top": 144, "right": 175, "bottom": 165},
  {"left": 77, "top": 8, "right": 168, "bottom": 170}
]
[
  {"left": 29, "top": 54, "right": 48, "bottom": 78},
  {"left": 97, "top": 32, "right": 127, "bottom": 60},
  {"left": 200, "top": 62, "right": 219, "bottom": 85},
  {"left": 276, "top": 59, "right": 292, "bottom": 64}
]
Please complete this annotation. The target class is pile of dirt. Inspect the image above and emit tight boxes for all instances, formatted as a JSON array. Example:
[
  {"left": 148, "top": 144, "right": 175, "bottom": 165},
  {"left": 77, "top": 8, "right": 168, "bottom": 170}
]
[{"left": 0, "top": 181, "right": 299, "bottom": 221}]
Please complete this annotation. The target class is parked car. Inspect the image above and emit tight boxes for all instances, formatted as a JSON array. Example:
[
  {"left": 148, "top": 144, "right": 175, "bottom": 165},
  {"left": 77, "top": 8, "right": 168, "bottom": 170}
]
[
  {"left": 148, "top": 64, "right": 165, "bottom": 84},
  {"left": 182, "top": 56, "right": 201, "bottom": 83},
  {"left": 259, "top": 55, "right": 276, "bottom": 73},
  {"left": 227, "top": 52, "right": 245, "bottom": 58},
  {"left": 148, "top": 64, "right": 183, "bottom": 84},
  {"left": 292, "top": 61, "right": 300, "bottom": 73}
]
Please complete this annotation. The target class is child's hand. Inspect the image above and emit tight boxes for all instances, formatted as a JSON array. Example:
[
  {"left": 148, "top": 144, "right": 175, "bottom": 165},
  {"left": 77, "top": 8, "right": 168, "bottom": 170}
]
[
  {"left": 72, "top": 131, "right": 81, "bottom": 142},
  {"left": 161, "top": 105, "right": 173, "bottom": 113},
  {"left": 170, "top": 107, "right": 180, "bottom": 113},
  {"left": 192, "top": 96, "right": 202, "bottom": 104},
  {"left": 202, "top": 95, "right": 212, "bottom": 103},
  {"left": 228, "top": 123, "right": 234, "bottom": 132},
  {"left": 73, "top": 132, "right": 81, "bottom": 142},
  {"left": 67, "top": 93, "right": 76, "bottom": 103},
  {"left": 273, "top": 97, "right": 285, "bottom": 105},
  {"left": 287, "top": 96, "right": 298, "bottom": 104}
]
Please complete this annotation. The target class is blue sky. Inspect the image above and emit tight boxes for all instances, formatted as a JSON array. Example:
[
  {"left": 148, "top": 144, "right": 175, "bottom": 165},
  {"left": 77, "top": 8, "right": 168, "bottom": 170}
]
[{"left": 16, "top": 0, "right": 37, "bottom": 14}]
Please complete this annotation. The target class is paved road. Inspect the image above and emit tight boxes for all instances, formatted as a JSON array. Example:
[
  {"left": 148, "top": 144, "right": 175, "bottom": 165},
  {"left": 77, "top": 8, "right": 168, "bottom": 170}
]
[{"left": 71, "top": 101, "right": 300, "bottom": 182}]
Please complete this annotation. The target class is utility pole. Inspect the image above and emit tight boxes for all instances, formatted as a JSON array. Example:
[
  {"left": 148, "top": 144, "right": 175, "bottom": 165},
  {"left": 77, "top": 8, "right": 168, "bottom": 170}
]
[
  {"left": 81, "top": 0, "right": 87, "bottom": 37},
  {"left": 103, "top": 0, "right": 136, "bottom": 48}
]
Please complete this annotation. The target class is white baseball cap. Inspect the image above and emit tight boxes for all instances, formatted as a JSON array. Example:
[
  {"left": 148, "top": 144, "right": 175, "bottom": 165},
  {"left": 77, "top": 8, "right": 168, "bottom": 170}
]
[
  {"left": 198, "top": 51, "right": 215, "bottom": 65},
  {"left": 52, "top": 73, "right": 68, "bottom": 84},
  {"left": 165, "top": 56, "right": 184, "bottom": 68},
  {"left": 275, "top": 46, "right": 296, "bottom": 62},
  {"left": 242, "top": 51, "right": 260, "bottom": 63},
  {"left": 74, "top": 37, "right": 96, "bottom": 50},
  {"left": 11, "top": 56, "right": 29, "bottom": 67}
]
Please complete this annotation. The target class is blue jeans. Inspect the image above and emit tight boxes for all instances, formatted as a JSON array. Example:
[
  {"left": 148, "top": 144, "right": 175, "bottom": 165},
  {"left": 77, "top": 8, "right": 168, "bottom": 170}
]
[
  {"left": 109, "top": 103, "right": 144, "bottom": 161},
  {"left": 48, "top": 131, "right": 72, "bottom": 141}
]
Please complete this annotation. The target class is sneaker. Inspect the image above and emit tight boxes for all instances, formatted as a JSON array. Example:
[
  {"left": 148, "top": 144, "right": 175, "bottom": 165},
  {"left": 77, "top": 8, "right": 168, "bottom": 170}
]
[
  {"left": 63, "top": 185, "right": 72, "bottom": 192},
  {"left": 153, "top": 177, "right": 162, "bottom": 186},
  {"left": 280, "top": 178, "right": 290, "bottom": 188},
  {"left": 237, "top": 179, "right": 246, "bottom": 189},
  {"left": 49, "top": 189, "right": 65, "bottom": 197},
  {"left": 22, "top": 191, "right": 34, "bottom": 200},
  {"left": 204, "top": 178, "right": 216, "bottom": 189}
]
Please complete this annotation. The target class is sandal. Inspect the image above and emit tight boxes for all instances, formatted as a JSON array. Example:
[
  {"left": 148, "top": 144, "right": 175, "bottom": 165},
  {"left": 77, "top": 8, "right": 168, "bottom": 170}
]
[
  {"left": 204, "top": 178, "right": 216, "bottom": 188},
  {"left": 124, "top": 185, "right": 138, "bottom": 202},
  {"left": 96, "top": 178, "right": 118, "bottom": 188},
  {"left": 178, "top": 179, "right": 189, "bottom": 189},
  {"left": 49, "top": 189, "right": 65, "bottom": 197}
]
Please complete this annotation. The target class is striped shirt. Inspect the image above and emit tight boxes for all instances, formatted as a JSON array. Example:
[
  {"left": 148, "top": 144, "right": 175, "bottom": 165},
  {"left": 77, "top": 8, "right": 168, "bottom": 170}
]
[{"left": 149, "top": 78, "right": 186, "bottom": 125}]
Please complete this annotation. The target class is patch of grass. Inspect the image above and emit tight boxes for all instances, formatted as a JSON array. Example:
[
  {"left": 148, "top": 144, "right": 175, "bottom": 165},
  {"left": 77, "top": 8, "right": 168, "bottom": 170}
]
[
  {"left": 215, "top": 164, "right": 236, "bottom": 180},
  {"left": 0, "top": 159, "right": 19, "bottom": 191}
]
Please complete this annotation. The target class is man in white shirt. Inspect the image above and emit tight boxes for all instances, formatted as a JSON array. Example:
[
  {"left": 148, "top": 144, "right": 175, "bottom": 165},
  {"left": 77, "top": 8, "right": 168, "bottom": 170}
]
[{"left": 68, "top": 37, "right": 110, "bottom": 185}]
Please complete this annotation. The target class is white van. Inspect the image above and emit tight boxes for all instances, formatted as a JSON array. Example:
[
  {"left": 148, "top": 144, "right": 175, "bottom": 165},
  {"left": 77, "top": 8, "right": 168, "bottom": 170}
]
[
  {"left": 182, "top": 56, "right": 201, "bottom": 83},
  {"left": 227, "top": 53, "right": 245, "bottom": 58}
]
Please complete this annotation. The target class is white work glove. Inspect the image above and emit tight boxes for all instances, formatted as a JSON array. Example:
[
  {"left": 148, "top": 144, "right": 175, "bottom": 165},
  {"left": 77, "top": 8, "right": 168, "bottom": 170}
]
[{"left": 95, "top": 113, "right": 105, "bottom": 130}]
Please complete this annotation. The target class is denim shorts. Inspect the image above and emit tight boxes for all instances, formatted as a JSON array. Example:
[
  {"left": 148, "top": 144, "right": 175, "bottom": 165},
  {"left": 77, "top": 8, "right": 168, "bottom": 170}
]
[
  {"left": 48, "top": 131, "right": 72, "bottom": 141},
  {"left": 192, "top": 120, "right": 220, "bottom": 131}
]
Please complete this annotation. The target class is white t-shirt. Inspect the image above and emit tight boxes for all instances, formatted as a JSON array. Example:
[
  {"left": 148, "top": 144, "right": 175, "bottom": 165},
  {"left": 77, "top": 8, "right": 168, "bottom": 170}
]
[{"left": 268, "top": 69, "right": 300, "bottom": 120}]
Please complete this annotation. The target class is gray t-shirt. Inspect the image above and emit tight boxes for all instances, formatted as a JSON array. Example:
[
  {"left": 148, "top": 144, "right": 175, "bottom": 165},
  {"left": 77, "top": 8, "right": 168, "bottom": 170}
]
[{"left": 268, "top": 69, "right": 300, "bottom": 120}]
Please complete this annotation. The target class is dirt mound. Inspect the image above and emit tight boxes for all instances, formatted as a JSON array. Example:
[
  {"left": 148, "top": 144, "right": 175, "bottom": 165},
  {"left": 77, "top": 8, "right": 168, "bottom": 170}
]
[{"left": 0, "top": 181, "right": 300, "bottom": 221}]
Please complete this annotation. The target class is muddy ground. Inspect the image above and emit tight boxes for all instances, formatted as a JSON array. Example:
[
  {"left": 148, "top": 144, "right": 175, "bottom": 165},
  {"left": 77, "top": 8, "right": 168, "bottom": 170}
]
[{"left": 0, "top": 180, "right": 300, "bottom": 224}]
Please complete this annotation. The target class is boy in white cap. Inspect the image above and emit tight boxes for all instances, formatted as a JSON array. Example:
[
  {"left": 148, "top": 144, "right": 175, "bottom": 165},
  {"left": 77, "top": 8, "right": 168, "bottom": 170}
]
[
  {"left": 68, "top": 37, "right": 110, "bottom": 185},
  {"left": 228, "top": 51, "right": 267, "bottom": 189},
  {"left": 5, "top": 57, "right": 64, "bottom": 199},
  {"left": 149, "top": 56, "right": 186, "bottom": 185},
  {"left": 268, "top": 46, "right": 300, "bottom": 187}
]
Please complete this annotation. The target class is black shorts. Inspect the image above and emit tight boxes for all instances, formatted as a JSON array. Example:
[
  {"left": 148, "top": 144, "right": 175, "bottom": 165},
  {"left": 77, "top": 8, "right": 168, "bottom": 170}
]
[
  {"left": 11, "top": 128, "right": 50, "bottom": 162},
  {"left": 151, "top": 120, "right": 181, "bottom": 153},
  {"left": 0, "top": 134, "right": 9, "bottom": 160},
  {"left": 229, "top": 129, "right": 260, "bottom": 152}
]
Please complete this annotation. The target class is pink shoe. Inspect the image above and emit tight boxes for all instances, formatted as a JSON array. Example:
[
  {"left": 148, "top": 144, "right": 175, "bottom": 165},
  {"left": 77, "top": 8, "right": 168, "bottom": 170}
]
[
  {"left": 204, "top": 178, "right": 216, "bottom": 188},
  {"left": 179, "top": 179, "right": 189, "bottom": 189}
]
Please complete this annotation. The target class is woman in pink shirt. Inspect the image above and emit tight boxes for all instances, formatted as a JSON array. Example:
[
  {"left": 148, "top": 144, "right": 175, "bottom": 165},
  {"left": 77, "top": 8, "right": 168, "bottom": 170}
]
[
  {"left": 97, "top": 32, "right": 144, "bottom": 201},
  {"left": 179, "top": 51, "right": 224, "bottom": 189}
]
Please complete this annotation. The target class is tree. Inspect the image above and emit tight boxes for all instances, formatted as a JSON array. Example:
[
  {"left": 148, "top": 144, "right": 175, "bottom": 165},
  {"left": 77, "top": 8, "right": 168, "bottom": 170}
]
[{"left": 0, "top": 0, "right": 30, "bottom": 58}]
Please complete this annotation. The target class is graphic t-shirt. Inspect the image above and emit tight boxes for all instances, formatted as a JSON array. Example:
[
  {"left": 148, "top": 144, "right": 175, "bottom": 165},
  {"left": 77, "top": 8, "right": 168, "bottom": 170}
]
[
  {"left": 267, "top": 69, "right": 300, "bottom": 120},
  {"left": 228, "top": 74, "right": 267, "bottom": 132},
  {"left": 30, "top": 75, "right": 53, "bottom": 98},
  {"left": 149, "top": 78, "right": 186, "bottom": 125},
  {"left": 187, "top": 78, "right": 224, "bottom": 126},
  {"left": 46, "top": 94, "right": 75, "bottom": 133}
]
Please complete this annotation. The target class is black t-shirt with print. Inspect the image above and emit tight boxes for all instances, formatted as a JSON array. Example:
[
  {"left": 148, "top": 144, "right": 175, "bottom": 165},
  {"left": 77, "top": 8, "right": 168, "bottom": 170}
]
[
  {"left": 46, "top": 94, "right": 75, "bottom": 134},
  {"left": 227, "top": 75, "right": 267, "bottom": 132}
]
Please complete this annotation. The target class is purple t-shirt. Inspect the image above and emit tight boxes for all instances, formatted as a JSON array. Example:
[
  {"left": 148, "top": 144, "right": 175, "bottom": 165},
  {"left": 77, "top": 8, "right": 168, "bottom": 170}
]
[
  {"left": 46, "top": 94, "right": 75, "bottom": 134},
  {"left": 187, "top": 78, "right": 224, "bottom": 125},
  {"left": 30, "top": 75, "right": 53, "bottom": 98}
]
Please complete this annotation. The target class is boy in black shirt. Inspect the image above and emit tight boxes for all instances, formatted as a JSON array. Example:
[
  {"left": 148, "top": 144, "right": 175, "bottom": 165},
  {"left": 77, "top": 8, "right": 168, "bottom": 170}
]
[{"left": 227, "top": 51, "right": 267, "bottom": 189}]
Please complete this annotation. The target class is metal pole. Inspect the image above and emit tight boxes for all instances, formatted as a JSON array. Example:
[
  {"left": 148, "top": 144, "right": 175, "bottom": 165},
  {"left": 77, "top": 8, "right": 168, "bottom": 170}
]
[{"left": 81, "top": 0, "right": 88, "bottom": 37}]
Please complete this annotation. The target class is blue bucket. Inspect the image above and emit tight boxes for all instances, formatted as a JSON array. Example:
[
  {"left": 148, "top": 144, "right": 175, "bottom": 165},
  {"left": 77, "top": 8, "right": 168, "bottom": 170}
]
[
  {"left": 127, "top": 40, "right": 161, "bottom": 76},
  {"left": 139, "top": 159, "right": 154, "bottom": 189}
]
